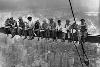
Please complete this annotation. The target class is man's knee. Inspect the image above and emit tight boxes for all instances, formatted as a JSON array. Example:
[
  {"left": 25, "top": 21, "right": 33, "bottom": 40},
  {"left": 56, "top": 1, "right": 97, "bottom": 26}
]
[{"left": 62, "top": 33, "right": 66, "bottom": 38}]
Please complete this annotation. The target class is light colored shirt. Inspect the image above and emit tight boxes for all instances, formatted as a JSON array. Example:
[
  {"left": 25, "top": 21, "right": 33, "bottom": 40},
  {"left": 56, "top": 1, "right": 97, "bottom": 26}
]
[
  {"left": 28, "top": 20, "right": 34, "bottom": 28},
  {"left": 62, "top": 28, "right": 67, "bottom": 33},
  {"left": 65, "top": 24, "right": 71, "bottom": 30},
  {"left": 56, "top": 25, "right": 63, "bottom": 31},
  {"left": 62, "top": 24, "right": 71, "bottom": 33}
]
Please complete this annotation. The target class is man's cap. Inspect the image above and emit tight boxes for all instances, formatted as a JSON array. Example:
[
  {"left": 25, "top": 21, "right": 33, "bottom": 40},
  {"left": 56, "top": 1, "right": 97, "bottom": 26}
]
[
  {"left": 58, "top": 20, "right": 61, "bottom": 23},
  {"left": 66, "top": 19, "right": 70, "bottom": 22},
  {"left": 10, "top": 17, "right": 13, "bottom": 20},
  {"left": 80, "top": 19, "right": 85, "bottom": 21},
  {"left": 27, "top": 16, "right": 32, "bottom": 20},
  {"left": 43, "top": 19, "right": 46, "bottom": 23},
  {"left": 18, "top": 17, "right": 22, "bottom": 20},
  {"left": 49, "top": 18, "right": 53, "bottom": 20}
]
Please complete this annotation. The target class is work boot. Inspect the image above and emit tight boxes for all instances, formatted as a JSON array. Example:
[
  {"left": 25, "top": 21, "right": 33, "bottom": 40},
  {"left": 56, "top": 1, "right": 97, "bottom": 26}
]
[
  {"left": 84, "top": 60, "right": 89, "bottom": 66},
  {"left": 38, "top": 37, "right": 40, "bottom": 41},
  {"left": 61, "top": 39, "right": 65, "bottom": 42},
  {"left": 24, "top": 36, "right": 27, "bottom": 39}
]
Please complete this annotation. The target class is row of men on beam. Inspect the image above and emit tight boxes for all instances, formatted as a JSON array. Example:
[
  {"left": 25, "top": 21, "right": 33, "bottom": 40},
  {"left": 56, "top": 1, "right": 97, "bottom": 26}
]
[{"left": 4, "top": 16, "right": 88, "bottom": 42}]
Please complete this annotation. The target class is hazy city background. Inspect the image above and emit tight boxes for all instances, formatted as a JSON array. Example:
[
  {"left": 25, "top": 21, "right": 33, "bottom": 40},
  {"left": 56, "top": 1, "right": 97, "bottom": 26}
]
[{"left": 0, "top": 0, "right": 99, "bottom": 67}]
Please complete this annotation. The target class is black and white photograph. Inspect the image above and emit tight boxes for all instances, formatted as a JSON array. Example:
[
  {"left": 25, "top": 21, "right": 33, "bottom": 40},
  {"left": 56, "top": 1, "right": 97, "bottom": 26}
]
[{"left": 0, "top": 0, "right": 99, "bottom": 67}]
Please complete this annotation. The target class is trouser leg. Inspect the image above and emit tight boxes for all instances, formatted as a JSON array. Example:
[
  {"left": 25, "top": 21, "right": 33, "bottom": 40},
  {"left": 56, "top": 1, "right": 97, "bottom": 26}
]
[
  {"left": 5, "top": 28, "right": 9, "bottom": 36},
  {"left": 34, "top": 30, "right": 40, "bottom": 40},
  {"left": 37, "top": 30, "right": 40, "bottom": 41},
  {"left": 13, "top": 28, "right": 17, "bottom": 37},
  {"left": 37, "top": 30, "right": 40, "bottom": 36},
  {"left": 44, "top": 29, "right": 47, "bottom": 38},
  {"left": 62, "top": 32, "right": 66, "bottom": 42},
  {"left": 46, "top": 29, "right": 50, "bottom": 39},
  {"left": 6, "top": 28, "right": 9, "bottom": 36},
  {"left": 24, "top": 30, "right": 27, "bottom": 39},
  {"left": 40, "top": 31, "right": 46, "bottom": 39},
  {"left": 51, "top": 30, "right": 54, "bottom": 40},
  {"left": 81, "top": 31, "right": 85, "bottom": 43},
  {"left": 67, "top": 30, "right": 71, "bottom": 42},
  {"left": 56, "top": 31, "right": 59, "bottom": 39},
  {"left": 34, "top": 29, "right": 40, "bottom": 36},
  {"left": 67, "top": 31, "right": 70, "bottom": 39},
  {"left": 28, "top": 29, "right": 31, "bottom": 39},
  {"left": 57, "top": 31, "right": 61, "bottom": 39},
  {"left": 11, "top": 28, "right": 14, "bottom": 38},
  {"left": 10, "top": 28, "right": 15, "bottom": 38},
  {"left": 51, "top": 30, "right": 53, "bottom": 38},
  {"left": 28, "top": 29, "right": 33, "bottom": 39},
  {"left": 52, "top": 30, "right": 56, "bottom": 39},
  {"left": 18, "top": 28, "right": 22, "bottom": 36}
]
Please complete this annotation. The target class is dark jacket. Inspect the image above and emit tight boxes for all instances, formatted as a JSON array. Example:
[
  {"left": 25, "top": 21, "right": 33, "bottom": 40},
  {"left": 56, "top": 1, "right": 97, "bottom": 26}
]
[{"left": 19, "top": 20, "right": 25, "bottom": 28}]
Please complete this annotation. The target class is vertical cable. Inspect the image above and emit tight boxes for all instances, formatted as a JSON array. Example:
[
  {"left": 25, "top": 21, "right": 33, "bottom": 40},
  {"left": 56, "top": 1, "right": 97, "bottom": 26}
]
[{"left": 68, "top": 0, "right": 84, "bottom": 67}]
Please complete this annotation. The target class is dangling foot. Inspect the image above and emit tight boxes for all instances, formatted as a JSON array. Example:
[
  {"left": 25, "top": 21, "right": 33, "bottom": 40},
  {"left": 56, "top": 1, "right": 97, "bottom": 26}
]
[
  {"left": 41, "top": 36, "right": 43, "bottom": 39},
  {"left": 28, "top": 38, "right": 32, "bottom": 40},
  {"left": 61, "top": 39, "right": 65, "bottom": 42},
  {"left": 24, "top": 36, "right": 27, "bottom": 40},
  {"left": 55, "top": 39, "right": 57, "bottom": 42},
  {"left": 68, "top": 40, "right": 70, "bottom": 43},
  {"left": 53, "top": 39, "right": 55, "bottom": 41},
  {"left": 7, "top": 34, "right": 9, "bottom": 37},
  {"left": 20, "top": 35, "right": 22, "bottom": 37},
  {"left": 38, "top": 37, "right": 40, "bottom": 41},
  {"left": 84, "top": 60, "right": 89, "bottom": 66},
  {"left": 69, "top": 40, "right": 72, "bottom": 42},
  {"left": 11, "top": 35, "right": 14, "bottom": 38},
  {"left": 68, "top": 38, "right": 70, "bottom": 43},
  {"left": 28, "top": 36, "right": 32, "bottom": 40},
  {"left": 31, "top": 36, "right": 34, "bottom": 39}
]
